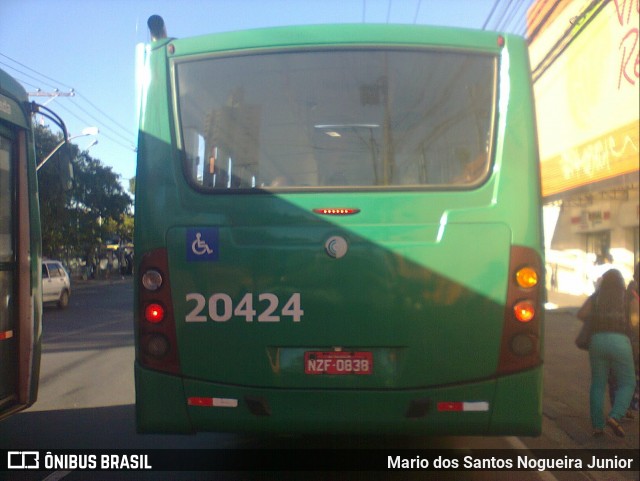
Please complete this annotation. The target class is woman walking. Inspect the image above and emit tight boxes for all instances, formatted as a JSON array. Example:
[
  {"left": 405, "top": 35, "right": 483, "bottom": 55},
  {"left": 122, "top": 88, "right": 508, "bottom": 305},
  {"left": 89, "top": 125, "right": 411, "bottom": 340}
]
[{"left": 577, "top": 268, "right": 636, "bottom": 437}]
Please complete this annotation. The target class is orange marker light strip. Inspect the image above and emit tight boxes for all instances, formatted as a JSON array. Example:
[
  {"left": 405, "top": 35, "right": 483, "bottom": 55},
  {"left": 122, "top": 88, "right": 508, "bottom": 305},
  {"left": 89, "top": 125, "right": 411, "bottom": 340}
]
[{"left": 312, "top": 208, "right": 360, "bottom": 215}]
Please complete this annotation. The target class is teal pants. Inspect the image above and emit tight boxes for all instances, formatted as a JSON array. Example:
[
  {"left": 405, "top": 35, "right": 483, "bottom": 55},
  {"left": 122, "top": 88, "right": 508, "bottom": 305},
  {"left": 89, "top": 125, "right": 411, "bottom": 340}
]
[{"left": 589, "top": 332, "right": 636, "bottom": 429}]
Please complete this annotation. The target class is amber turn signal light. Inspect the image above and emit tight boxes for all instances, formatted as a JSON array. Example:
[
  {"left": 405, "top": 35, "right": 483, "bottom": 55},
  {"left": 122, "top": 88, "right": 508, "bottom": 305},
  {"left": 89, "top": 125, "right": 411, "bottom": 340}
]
[{"left": 516, "top": 267, "right": 538, "bottom": 289}]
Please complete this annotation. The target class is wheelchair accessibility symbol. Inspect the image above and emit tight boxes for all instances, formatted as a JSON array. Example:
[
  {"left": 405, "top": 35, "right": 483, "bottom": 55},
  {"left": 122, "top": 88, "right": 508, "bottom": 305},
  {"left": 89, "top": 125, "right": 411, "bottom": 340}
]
[
  {"left": 186, "top": 228, "right": 219, "bottom": 262},
  {"left": 192, "top": 233, "right": 214, "bottom": 255}
]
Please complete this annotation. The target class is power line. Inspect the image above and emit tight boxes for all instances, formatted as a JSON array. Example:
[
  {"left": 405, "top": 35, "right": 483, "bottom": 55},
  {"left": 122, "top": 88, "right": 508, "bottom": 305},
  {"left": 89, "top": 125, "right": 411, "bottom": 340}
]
[
  {"left": 517, "top": 0, "right": 533, "bottom": 34},
  {"left": 42, "top": 95, "right": 136, "bottom": 150},
  {"left": 51, "top": 98, "right": 96, "bottom": 133},
  {"left": 497, "top": 0, "right": 523, "bottom": 31},
  {"left": 55, "top": 99, "right": 136, "bottom": 153},
  {"left": 511, "top": 1, "right": 531, "bottom": 33},
  {"left": 0, "top": 52, "right": 74, "bottom": 90},
  {"left": 531, "top": 0, "right": 608, "bottom": 82},
  {"left": 66, "top": 94, "right": 135, "bottom": 143},
  {"left": 482, "top": 0, "right": 502, "bottom": 29},
  {"left": 512, "top": 10, "right": 530, "bottom": 36},
  {"left": 507, "top": 0, "right": 531, "bottom": 37},
  {"left": 75, "top": 92, "right": 134, "bottom": 140},
  {"left": 483, "top": 0, "right": 534, "bottom": 36},
  {"left": 2, "top": 73, "right": 40, "bottom": 90},
  {"left": 0, "top": 59, "right": 61, "bottom": 91},
  {"left": 0, "top": 50, "right": 137, "bottom": 150},
  {"left": 527, "top": 0, "right": 563, "bottom": 43},
  {"left": 526, "top": 0, "right": 553, "bottom": 38},
  {"left": 490, "top": 0, "right": 515, "bottom": 31},
  {"left": 413, "top": 0, "right": 422, "bottom": 23}
]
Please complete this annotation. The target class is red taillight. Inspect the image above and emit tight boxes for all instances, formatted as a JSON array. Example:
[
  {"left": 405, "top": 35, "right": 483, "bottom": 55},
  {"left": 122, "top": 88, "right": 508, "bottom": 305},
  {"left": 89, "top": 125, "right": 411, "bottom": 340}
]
[
  {"left": 497, "top": 246, "right": 544, "bottom": 375},
  {"left": 137, "top": 248, "right": 180, "bottom": 374},
  {"left": 0, "top": 330, "right": 14, "bottom": 340},
  {"left": 144, "top": 303, "right": 165, "bottom": 323},
  {"left": 513, "top": 300, "right": 535, "bottom": 322}
]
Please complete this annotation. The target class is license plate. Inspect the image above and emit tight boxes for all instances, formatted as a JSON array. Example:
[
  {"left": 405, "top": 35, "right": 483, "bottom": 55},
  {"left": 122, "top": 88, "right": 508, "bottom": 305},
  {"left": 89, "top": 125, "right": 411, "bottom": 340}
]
[{"left": 304, "top": 351, "right": 373, "bottom": 375}]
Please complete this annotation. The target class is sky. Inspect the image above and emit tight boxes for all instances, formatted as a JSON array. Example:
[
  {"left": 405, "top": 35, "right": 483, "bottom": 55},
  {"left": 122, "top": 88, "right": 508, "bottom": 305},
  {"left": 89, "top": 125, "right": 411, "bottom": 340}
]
[{"left": 0, "top": 0, "right": 533, "bottom": 193}]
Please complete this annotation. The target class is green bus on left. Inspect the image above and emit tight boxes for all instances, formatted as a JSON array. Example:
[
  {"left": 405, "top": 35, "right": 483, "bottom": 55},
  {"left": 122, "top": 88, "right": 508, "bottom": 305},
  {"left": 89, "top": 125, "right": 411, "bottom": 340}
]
[{"left": 0, "top": 68, "right": 69, "bottom": 420}]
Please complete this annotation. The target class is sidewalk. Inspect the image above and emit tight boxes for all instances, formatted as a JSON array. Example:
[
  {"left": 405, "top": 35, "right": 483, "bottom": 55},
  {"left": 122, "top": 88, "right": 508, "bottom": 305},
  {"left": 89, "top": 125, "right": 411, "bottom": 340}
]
[
  {"left": 546, "top": 290, "right": 588, "bottom": 315},
  {"left": 71, "top": 275, "right": 133, "bottom": 290},
  {"left": 537, "top": 293, "right": 639, "bottom": 481}
]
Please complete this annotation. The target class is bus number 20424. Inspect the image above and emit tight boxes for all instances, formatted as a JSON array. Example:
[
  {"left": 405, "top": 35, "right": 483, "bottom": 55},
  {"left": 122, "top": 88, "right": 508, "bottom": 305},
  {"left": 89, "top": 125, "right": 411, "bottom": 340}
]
[{"left": 185, "top": 292, "right": 303, "bottom": 323}]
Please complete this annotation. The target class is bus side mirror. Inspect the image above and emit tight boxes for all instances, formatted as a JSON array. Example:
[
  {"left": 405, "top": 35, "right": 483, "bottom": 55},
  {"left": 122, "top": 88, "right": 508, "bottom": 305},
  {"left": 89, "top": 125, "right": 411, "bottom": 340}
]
[{"left": 30, "top": 101, "right": 74, "bottom": 190}]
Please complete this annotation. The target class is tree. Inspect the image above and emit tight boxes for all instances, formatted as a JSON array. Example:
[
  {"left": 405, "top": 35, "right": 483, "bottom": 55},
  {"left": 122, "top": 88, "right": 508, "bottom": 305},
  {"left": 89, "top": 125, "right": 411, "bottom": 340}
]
[
  {"left": 35, "top": 125, "right": 133, "bottom": 261},
  {"left": 102, "top": 213, "right": 134, "bottom": 246}
]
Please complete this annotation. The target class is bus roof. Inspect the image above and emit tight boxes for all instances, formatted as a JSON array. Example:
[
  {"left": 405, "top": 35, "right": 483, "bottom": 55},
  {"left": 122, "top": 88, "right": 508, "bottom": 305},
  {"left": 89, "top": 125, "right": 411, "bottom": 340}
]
[
  {"left": 0, "top": 68, "right": 30, "bottom": 127},
  {"left": 162, "top": 23, "right": 515, "bottom": 58},
  {"left": 0, "top": 68, "right": 28, "bottom": 103}
]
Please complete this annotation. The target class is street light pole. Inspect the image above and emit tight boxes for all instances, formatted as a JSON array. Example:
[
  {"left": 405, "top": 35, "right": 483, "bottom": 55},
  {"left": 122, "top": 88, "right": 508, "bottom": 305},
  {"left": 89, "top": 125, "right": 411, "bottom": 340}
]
[{"left": 36, "top": 127, "right": 99, "bottom": 171}]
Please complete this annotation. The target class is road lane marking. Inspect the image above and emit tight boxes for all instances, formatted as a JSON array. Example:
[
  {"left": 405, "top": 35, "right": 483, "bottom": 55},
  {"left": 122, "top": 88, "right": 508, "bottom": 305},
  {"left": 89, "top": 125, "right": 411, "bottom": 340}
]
[{"left": 44, "top": 318, "right": 127, "bottom": 343}]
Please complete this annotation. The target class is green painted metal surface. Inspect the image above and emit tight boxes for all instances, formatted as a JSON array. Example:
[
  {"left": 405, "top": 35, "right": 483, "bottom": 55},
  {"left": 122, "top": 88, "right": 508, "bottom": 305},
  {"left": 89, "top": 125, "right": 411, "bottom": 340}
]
[
  {"left": 0, "top": 68, "right": 42, "bottom": 419},
  {"left": 134, "top": 24, "right": 543, "bottom": 435}
]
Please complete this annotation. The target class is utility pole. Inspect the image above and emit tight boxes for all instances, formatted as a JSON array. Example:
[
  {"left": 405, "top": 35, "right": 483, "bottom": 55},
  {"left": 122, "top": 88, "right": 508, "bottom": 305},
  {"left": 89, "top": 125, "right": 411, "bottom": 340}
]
[
  {"left": 28, "top": 89, "right": 75, "bottom": 108},
  {"left": 28, "top": 90, "right": 75, "bottom": 125},
  {"left": 28, "top": 89, "right": 75, "bottom": 98}
]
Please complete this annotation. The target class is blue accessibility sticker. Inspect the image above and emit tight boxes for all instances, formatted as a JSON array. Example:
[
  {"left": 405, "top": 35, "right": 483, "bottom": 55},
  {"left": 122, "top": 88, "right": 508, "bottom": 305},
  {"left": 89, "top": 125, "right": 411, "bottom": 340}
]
[{"left": 186, "top": 228, "right": 219, "bottom": 262}]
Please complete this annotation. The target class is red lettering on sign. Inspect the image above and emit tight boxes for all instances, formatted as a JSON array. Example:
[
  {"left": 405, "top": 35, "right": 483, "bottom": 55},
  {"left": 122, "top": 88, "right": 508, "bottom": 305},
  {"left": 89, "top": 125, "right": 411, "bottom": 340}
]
[{"left": 615, "top": 0, "right": 640, "bottom": 89}]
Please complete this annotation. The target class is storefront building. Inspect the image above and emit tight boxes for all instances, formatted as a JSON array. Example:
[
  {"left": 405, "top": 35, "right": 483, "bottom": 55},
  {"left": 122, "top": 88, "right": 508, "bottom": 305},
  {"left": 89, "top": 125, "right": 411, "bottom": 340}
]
[{"left": 527, "top": 0, "right": 639, "bottom": 295}]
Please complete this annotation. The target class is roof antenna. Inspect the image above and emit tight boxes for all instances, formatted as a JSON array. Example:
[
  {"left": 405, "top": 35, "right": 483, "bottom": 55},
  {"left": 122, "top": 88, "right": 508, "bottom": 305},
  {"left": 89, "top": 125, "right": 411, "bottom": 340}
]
[{"left": 148, "top": 15, "right": 167, "bottom": 41}]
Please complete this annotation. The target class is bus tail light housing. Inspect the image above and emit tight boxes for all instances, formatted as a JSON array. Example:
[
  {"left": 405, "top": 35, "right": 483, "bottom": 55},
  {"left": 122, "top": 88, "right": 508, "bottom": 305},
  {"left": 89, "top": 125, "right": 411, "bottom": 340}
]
[
  {"left": 496, "top": 246, "right": 544, "bottom": 375},
  {"left": 137, "top": 248, "right": 180, "bottom": 374}
]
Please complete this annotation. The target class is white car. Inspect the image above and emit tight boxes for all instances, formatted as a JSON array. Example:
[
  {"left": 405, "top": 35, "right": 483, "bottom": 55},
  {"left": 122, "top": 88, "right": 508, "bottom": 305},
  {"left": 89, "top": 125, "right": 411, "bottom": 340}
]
[{"left": 42, "top": 260, "right": 71, "bottom": 308}]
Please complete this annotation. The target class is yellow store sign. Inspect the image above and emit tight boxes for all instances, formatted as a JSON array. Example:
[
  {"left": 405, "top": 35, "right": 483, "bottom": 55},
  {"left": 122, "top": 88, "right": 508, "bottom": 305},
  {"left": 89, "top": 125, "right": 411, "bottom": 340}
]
[{"left": 530, "top": 0, "right": 639, "bottom": 199}]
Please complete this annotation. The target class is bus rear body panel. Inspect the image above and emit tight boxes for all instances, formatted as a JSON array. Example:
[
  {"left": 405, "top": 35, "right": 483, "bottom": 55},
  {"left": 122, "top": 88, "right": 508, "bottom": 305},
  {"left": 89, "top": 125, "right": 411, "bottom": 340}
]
[
  {"left": 168, "top": 218, "right": 511, "bottom": 389},
  {"left": 134, "top": 24, "right": 544, "bottom": 435},
  {"left": 136, "top": 363, "right": 541, "bottom": 435}
]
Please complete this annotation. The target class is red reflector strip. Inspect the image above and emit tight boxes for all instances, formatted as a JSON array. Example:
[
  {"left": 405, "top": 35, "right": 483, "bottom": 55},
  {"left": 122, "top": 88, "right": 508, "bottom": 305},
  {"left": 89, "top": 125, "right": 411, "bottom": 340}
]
[
  {"left": 438, "top": 401, "right": 489, "bottom": 412},
  {"left": 188, "top": 397, "right": 214, "bottom": 407},
  {"left": 312, "top": 208, "right": 360, "bottom": 215},
  {"left": 438, "top": 402, "right": 463, "bottom": 412},
  {"left": 187, "top": 397, "right": 238, "bottom": 408},
  {"left": 0, "top": 330, "right": 14, "bottom": 341}
]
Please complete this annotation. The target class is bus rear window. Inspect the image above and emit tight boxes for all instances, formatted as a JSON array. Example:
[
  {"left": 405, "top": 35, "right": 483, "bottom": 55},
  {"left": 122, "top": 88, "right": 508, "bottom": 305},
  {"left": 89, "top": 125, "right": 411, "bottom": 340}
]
[{"left": 175, "top": 48, "right": 497, "bottom": 191}]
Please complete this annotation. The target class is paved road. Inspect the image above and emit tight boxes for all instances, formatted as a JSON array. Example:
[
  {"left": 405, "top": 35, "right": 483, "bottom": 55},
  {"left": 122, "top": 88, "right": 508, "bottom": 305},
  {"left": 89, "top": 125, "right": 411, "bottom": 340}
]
[{"left": 0, "top": 281, "right": 637, "bottom": 480}]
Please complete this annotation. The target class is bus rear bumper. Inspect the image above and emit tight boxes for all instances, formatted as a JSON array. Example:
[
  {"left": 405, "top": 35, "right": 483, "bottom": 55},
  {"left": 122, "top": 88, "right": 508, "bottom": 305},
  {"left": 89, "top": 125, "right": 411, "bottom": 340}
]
[{"left": 135, "top": 362, "right": 541, "bottom": 436}]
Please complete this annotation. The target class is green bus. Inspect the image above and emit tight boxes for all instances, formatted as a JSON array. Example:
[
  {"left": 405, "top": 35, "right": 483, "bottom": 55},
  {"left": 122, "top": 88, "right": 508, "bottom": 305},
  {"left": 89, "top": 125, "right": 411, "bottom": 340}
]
[
  {"left": 0, "top": 69, "right": 41, "bottom": 420},
  {"left": 134, "top": 16, "right": 545, "bottom": 435},
  {"left": 0, "top": 68, "right": 69, "bottom": 421}
]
